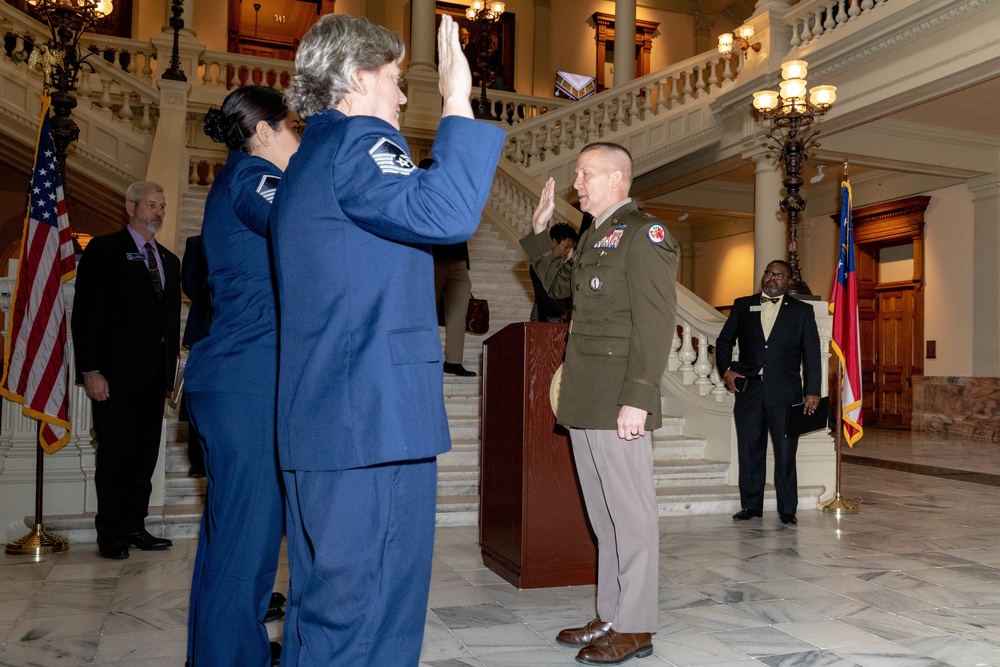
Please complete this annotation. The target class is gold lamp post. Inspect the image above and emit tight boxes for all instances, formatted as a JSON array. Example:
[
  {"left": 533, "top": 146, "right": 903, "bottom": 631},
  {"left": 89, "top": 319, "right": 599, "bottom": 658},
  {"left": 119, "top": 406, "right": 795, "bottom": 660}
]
[
  {"left": 752, "top": 60, "right": 837, "bottom": 296},
  {"left": 22, "top": 0, "right": 114, "bottom": 180},
  {"left": 465, "top": 0, "right": 505, "bottom": 120}
]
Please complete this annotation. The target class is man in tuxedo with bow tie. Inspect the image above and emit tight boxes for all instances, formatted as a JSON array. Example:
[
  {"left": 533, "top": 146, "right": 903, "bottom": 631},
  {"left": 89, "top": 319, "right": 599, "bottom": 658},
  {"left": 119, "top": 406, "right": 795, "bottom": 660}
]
[
  {"left": 72, "top": 181, "right": 181, "bottom": 559},
  {"left": 715, "top": 260, "right": 821, "bottom": 525}
]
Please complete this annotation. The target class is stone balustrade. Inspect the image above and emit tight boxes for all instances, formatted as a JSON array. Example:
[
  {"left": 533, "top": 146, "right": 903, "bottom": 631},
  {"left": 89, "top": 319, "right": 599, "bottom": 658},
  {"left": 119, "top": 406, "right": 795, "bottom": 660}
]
[
  {"left": 787, "top": 0, "right": 892, "bottom": 49},
  {"left": 504, "top": 50, "right": 735, "bottom": 171},
  {"left": 196, "top": 50, "right": 293, "bottom": 95}
]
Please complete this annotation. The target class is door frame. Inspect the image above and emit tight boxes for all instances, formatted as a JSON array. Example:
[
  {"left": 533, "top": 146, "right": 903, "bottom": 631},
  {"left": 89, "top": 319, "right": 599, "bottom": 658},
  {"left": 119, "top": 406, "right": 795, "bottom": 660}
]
[{"left": 847, "top": 196, "right": 929, "bottom": 428}]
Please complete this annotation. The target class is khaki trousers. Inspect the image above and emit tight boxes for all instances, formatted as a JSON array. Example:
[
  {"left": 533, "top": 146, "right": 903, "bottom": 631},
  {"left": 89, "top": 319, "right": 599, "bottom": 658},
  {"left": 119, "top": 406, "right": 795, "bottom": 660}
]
[
  {"left": 570, "top": 428, "right": 659, "bottom": 632},
  {"left": 434, "top": 260, "right": 471, "bottom": 364}
]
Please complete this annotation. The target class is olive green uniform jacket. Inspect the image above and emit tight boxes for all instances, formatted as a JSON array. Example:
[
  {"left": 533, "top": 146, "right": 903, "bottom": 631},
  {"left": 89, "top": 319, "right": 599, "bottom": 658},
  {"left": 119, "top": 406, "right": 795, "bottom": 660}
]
[{"left": 520, "top": 201, "right": 679, "bottom": 431}]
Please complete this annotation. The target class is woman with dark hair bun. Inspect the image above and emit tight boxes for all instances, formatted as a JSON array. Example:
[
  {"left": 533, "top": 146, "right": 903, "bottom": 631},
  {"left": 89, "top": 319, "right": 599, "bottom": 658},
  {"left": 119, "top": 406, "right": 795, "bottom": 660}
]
[{"left": 185, "top": 85, "right": 300, "bottom": 667}]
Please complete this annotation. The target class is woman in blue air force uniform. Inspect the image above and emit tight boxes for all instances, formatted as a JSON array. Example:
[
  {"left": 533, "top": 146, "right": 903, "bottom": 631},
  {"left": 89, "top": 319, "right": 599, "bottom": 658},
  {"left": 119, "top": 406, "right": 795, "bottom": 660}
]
[
  {"left": 185, "top": 86, "right": 300, "bottom": 667},
  {"left": 269, "top": 14, "right": 505, "bottom": 667}
]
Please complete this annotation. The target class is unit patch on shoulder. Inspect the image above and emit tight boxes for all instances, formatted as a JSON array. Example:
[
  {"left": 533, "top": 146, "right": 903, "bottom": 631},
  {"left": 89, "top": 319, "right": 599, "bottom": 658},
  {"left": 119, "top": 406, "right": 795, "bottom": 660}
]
[
  {"left": 368, "top": 137, "right": 416, "bottom": 176},
  {"left": 594, "top": 228, "right": 624, "bottom": 249},
  {"left": 256, "top": 174, "right": 281, "bottom": 203},
  {"left": 647, "top": 224, "right": 666, "bottom": 244}
]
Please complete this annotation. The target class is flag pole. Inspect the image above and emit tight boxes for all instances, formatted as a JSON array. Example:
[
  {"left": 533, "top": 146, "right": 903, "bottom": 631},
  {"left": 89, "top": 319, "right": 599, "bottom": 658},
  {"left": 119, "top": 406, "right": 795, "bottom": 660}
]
[
  {"left": 5, "top": 423, "right": 70, "bottom": 555},
  {"left": 821, "top": 154, "right": 860, "bottom": 514},
  {"left": 3, "top": 90, "right": 72, "bottom": 556},
  {"left": 821, "top": 357, "right": 859, "bottom": 513}
]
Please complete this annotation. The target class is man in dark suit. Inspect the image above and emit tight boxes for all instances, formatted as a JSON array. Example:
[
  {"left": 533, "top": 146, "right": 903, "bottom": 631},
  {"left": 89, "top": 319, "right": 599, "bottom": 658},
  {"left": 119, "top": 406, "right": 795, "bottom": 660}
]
[
  {"left": 715, "top": 259, "right": 821, "bottom": 526},
  {"left": 72, "top": 180, "right": 181, "bottom": 560}
]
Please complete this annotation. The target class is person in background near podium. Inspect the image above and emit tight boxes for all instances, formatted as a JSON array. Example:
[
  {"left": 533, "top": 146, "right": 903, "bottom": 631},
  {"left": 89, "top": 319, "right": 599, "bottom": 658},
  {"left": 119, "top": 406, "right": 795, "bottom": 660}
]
[
  {"left": 529, "top": 222, "right": 576, "bottom": 322},
  {"left": 269, "top": 14, "right": 505, "bottom": 666},
  {"left": 185, "top": 86, "right": 300, "bottom": 667},
  {"left": 523, "top": 143, "right": 679, "bottom": 666},
  {"left": 179, "top": 234, "right": 210, "bottom": 479},
  {"left": 715, "top": 259, "right": 822, "bottom": 526},
  {"left": 72, "top": 180, "right": 181, "bottom": 561},
  {"left": 425, "top": 158, "right": 477, "bottom": 377}
]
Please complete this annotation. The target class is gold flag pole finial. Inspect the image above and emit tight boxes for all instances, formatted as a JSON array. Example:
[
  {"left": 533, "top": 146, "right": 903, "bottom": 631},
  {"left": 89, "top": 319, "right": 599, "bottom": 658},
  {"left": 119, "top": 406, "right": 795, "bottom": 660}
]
[{"left": 843, "top": 155, "right": 849, "bottom": 180}]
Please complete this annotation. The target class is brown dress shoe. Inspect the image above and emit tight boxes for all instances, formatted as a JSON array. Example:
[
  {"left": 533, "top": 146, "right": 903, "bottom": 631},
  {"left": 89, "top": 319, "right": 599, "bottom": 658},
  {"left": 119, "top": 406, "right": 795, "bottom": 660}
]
[
  {"left": 575, "top": 629, "right": 653, "bottom": 665},
  {"left": 556, "top": 617, "right": 612, "bottom": 648}
]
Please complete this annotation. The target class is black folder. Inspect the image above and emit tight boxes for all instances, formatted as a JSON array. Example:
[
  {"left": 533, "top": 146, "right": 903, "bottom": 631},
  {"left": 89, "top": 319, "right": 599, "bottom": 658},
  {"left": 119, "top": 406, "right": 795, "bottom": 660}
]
[{"left": 785, "top": 396, "right": 830, "bottom": 437}]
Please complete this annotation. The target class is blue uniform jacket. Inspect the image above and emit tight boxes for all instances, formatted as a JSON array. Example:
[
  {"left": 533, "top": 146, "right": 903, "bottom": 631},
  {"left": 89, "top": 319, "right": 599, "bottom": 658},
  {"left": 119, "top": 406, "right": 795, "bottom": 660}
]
[
  {"left": 270, "top": 111, "right": 505, "bottom": 471},
  {"left": 186, "top": 150, "right": 280, "bottom": 396}
]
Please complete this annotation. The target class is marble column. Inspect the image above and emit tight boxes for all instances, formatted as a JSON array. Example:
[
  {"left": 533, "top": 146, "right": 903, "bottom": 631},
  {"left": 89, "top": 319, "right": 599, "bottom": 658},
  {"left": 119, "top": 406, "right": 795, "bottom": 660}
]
[
  {"left": 410, "top": 0, "right": 437, "bottom": 73},
  {"left": 613, "top": 0, "right": 636, "bottom": 88},
  {"left": 144, "top": 78, "right": 191, "bottom": 253},
  {"left": 970, "top": 175, "right": 1000, "bottom": 376},
  {"left": 751, "top": 151, "right": 786, "bottom": 281},
  {"left": 532, "top": 0, "right": 553, "bottom": 97},
  {"left": 403, "top": 0, "right": 443, "bottom": 134},
  {"left": 754, "top": 0, "right": 791, "bottom": 12}
]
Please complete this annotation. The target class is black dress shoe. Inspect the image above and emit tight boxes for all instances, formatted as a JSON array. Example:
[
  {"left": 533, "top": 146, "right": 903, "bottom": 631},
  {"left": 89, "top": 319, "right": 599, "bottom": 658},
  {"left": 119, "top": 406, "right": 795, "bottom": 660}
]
[
  {"left": 270, "top": 641, "right": 281, "bottom": 666},
  {"left": 732, "top": 509, "right": 762, "bottom": 521},
  {"left": 123, "top": 529, "right": 172, "bottom": 551},
  {"left": 779, "top": 513, "right": 798, "bottom": 525},
  {"left": 97, "top": 537, "right": 129, "bottom": 560},
  {"left": 443, "top": 362, "right": 476, "bottom": 377},
  {"left": 264, "top": 606, "right": 286, "bottom": 623}
]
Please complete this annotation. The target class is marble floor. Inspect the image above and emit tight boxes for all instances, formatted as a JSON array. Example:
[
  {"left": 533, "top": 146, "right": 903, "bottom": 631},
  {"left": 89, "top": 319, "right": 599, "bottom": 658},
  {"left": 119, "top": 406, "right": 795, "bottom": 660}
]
[{"left": 5, "top": 428, "right": 1000, "bottom": 666}]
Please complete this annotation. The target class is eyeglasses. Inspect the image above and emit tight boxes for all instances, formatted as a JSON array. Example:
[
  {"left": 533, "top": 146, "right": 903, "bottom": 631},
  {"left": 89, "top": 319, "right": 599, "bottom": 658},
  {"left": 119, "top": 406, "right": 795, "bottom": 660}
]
[{"left": 763, "top": 271, "right": 789, "bottom": 279}]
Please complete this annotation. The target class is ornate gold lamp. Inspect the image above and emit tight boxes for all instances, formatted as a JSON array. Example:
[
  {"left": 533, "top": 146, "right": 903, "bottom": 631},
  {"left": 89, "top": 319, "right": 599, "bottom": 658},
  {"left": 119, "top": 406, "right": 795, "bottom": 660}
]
[
  {"left": 752, "top": 60, "right": 837, "bottom": 295},
  {"left": 465, "top": 0, "right": 505, "bottom": 120}
]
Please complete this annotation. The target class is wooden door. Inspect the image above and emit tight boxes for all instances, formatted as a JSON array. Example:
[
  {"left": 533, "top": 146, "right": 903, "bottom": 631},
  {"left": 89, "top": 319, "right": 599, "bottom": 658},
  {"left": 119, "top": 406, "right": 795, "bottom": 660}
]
[
  {"left": 875, "top": 285, "right": 915, "bottom": 427},
  {"left": 855, "top": 245, "right": 877, "bottom": 425}
]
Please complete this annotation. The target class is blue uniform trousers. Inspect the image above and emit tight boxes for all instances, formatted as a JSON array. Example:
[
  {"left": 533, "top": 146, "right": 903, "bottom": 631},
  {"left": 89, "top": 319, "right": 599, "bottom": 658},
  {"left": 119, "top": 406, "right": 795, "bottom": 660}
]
[
  {"left": 187, "top": 392, "right": 284, "bottom": 666},
  {"left": 280, "top": 459, "right": 437, "bottom": 667}
]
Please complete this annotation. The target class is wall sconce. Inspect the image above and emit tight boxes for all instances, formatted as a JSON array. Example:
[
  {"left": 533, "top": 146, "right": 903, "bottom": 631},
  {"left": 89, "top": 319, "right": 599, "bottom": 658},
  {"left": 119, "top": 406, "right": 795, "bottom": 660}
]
[{"left": 718, "top": 24, "right": 760, "bottom": 63}]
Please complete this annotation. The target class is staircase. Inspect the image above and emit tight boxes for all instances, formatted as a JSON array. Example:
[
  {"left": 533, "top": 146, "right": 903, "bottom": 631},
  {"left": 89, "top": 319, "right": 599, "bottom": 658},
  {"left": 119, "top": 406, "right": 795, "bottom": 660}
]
[{"left": 153, "top": 216, "right": 758, "bottom": 537}]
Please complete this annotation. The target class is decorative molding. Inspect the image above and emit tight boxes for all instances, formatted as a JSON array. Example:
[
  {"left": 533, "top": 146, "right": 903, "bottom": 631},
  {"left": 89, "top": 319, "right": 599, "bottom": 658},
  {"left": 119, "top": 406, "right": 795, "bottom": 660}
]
[
  {"left": 968, "top": 178, "right": 1000, "bottom": 199},
  {"left": 806, "top": 0, "right": 995, "bottom": 81},
  {"left": 863, "top": 119, "right": 1000, "bottom": 152},
  {"left": 694, "top": 11, "right": 715, "bottom": 36}
]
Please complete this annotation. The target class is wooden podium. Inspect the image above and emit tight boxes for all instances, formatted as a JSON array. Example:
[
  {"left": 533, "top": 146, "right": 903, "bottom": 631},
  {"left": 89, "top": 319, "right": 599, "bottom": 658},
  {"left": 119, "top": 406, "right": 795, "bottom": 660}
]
[{"left": 479, "top": 322, "right": 597, "bottom": 588}]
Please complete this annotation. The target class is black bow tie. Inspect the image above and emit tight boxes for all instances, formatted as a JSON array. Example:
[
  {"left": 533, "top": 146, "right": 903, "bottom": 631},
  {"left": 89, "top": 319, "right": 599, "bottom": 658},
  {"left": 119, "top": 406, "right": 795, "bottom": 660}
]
[{"left": 761, "top": 296, "right": 780, "bottom": 304}]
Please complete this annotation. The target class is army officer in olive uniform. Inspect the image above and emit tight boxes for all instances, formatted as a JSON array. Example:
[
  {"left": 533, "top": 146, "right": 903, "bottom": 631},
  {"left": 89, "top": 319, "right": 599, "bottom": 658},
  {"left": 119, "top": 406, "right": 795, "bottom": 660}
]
[{"left": 521, "top": 142, "right": 678, "bottom": 667}]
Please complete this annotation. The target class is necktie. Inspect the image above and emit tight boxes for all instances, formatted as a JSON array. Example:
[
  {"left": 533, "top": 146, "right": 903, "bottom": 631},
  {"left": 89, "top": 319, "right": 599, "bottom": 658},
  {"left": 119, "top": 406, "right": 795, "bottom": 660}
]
[
  {"left": 761, "top": 296, "right": 779, "bottom": 304},
  {"left": 145, "top": 242, "right": 163, "bottom": 299}
]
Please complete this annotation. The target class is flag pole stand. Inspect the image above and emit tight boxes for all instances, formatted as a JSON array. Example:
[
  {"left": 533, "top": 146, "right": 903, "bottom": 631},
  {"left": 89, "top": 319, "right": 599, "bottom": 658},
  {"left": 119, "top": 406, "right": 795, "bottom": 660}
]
[
  {"left": 5, "top": 425, "right": 69, "bottom": 555},
  {"left": 821, "top": 362, "right": 860, "bottom": 514}
]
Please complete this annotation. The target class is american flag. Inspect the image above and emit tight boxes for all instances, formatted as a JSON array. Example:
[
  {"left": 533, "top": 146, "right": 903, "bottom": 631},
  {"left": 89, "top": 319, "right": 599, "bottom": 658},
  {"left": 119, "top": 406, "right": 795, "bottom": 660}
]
[
  {"left": 830, "top": 179, "right": 863, "bottom": 447},
  {"left": 0, "top": 94, "right": 76, "bottom": 453}
]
